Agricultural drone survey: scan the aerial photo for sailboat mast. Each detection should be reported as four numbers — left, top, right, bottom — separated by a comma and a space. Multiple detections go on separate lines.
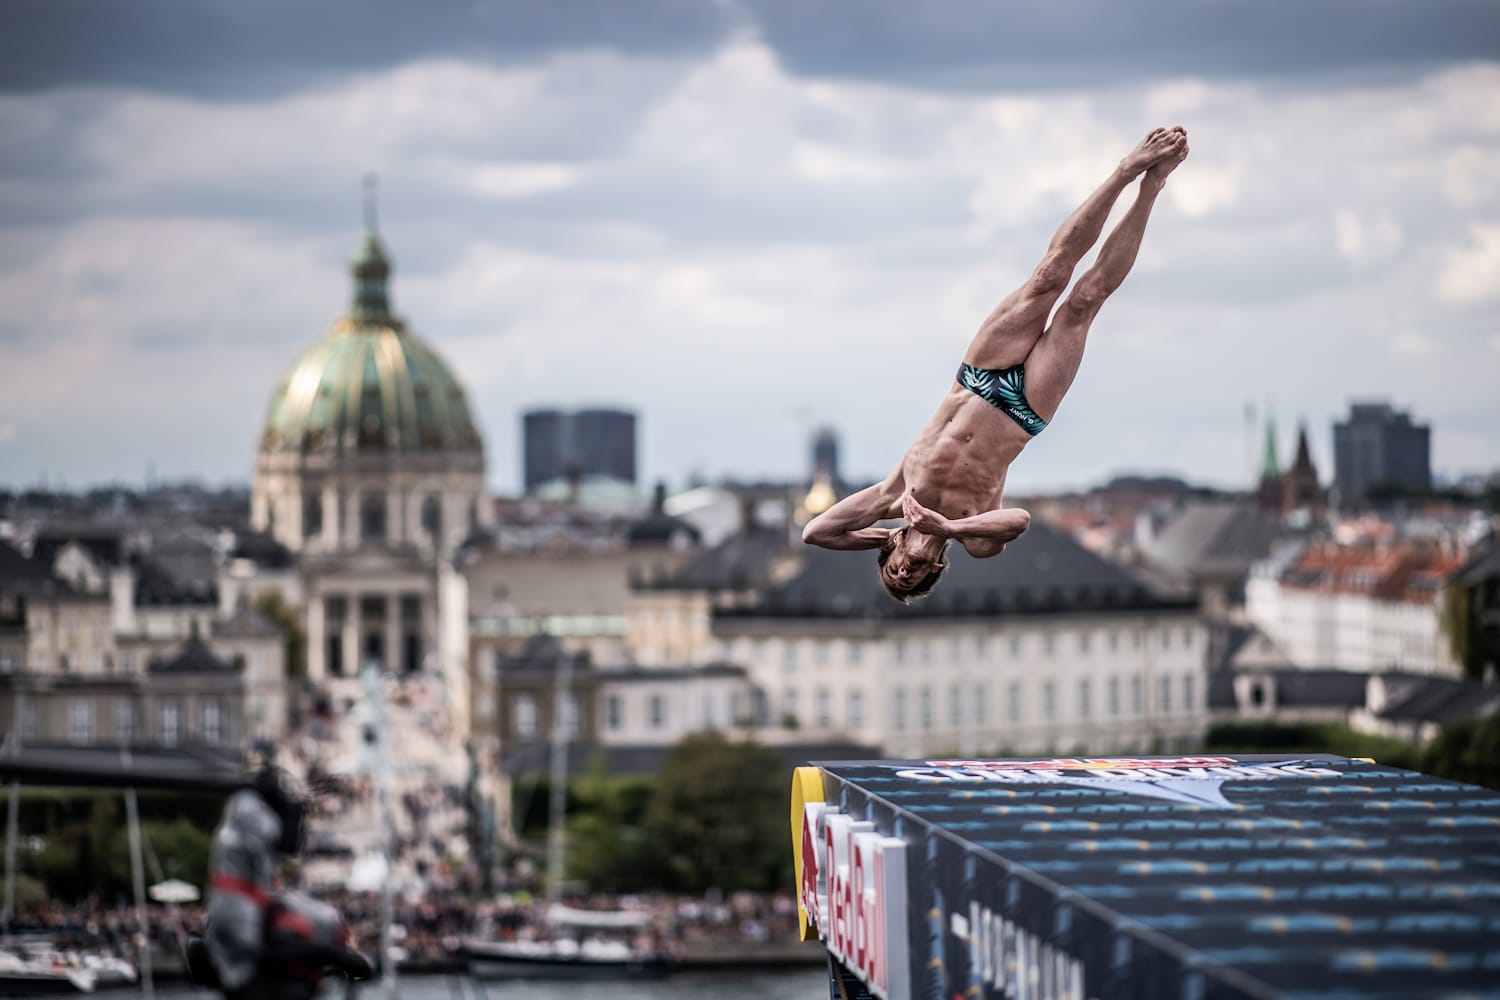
545, 651, 573, 904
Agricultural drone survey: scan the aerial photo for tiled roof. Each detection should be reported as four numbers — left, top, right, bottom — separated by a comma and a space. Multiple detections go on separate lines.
1380, 676, 1500, 724
720, 520, 1191, 620
1143, 500, 1282, 578
150, 636, 239, 674
636, 526, 790, 592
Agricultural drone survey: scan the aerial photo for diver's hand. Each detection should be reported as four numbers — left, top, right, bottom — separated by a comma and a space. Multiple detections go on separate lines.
902, 493, 951, 537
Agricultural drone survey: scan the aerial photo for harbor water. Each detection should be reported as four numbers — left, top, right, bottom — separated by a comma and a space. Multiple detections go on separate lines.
91, 968, 828, 998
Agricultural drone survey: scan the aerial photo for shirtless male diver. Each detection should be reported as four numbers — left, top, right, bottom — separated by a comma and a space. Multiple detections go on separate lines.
802, 126, 1190, 603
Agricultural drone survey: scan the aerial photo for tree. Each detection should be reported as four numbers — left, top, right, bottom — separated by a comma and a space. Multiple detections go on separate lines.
642, 732, 791, 894
254, 590, 306, 680
566, 763, 666, 893
1440, 581, 1500, 681
1420, 710, 1500, 791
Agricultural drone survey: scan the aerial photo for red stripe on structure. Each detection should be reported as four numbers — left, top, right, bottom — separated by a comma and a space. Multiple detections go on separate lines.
210, 873, 270, 907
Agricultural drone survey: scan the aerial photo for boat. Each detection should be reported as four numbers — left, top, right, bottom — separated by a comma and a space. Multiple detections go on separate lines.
462, 904, 676, 980
462, 653, 677, 980
0, 948, 96, 995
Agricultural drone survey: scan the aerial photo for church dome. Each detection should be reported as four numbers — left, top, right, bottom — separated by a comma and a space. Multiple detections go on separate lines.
260, 231, 482, 456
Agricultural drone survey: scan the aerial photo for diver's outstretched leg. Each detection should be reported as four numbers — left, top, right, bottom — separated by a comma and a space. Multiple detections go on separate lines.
1022, 131, 1189, 419
965, 127, 1186, 369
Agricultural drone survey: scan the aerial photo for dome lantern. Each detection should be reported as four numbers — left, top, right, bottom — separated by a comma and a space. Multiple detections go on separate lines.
352, 175, 393, 324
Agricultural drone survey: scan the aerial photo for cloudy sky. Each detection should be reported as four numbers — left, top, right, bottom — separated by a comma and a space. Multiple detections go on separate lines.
2, 0, 1498, 495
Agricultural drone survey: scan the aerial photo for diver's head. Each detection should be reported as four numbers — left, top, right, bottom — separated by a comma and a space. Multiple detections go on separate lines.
877, 527, 950, 604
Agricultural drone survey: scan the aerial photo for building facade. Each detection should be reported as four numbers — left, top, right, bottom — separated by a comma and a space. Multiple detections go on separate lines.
522, 408, 637, 495
1246, 541, 1463, 675
1333, 402, 1431, 505
248, 224, 489, 739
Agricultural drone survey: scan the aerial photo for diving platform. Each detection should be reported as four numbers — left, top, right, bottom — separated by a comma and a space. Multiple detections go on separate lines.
792, 754, 1500, 1000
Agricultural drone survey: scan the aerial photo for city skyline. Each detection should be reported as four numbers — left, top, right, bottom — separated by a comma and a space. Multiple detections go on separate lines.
2, 1, 1499, 494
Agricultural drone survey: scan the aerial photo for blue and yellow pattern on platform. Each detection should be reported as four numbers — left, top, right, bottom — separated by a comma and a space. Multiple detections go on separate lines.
792, 754, 1500, 1000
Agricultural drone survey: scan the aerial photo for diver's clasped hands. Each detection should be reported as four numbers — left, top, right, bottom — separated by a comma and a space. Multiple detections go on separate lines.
901, 492, 951, 537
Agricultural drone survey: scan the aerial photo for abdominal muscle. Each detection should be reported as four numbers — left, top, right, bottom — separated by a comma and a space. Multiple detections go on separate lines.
901, 384, 1031, 519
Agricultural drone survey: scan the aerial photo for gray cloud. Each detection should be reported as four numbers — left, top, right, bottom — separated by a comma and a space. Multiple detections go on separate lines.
745, 0, 1500, 90
0, 0, 733, 97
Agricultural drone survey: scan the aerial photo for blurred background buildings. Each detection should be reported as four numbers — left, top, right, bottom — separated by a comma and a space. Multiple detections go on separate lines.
2, 215, 1498, 898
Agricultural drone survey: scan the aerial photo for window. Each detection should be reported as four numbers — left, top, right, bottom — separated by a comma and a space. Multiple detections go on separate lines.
606, 694, 623, 731
782, 689, 798, 724
892, 639, 906, 664
1007, 682, 1021, 723
1042, 634, 1054, 656
949, 684, 962, 726
919, 687, 933, 730
34, 652, 47, 672
1079, 632, 1091, 654
1008, 635, 1021, 657
69, 700, 93, 745
920, 640, 932, 664
115, 702, 134, 744
892, 688, 907, 731
1182, 673, 1196, 711
421, 495, 442, 546
815, 689, 831, 727
1132, 630, 1142, 650
562, 694, 579, 738
974, 683, 987, 726
1130, 676, 1143, 715
815, 642, 830, 665
203, 698, 222, 744
1107, 631, 1119, 652
848, 642, 863, 665
1107, 677, 1120, 717
21, 703, 36, 742
848, 690, 864, 729
784, 642, 799, 671
59, 653, 71, 673
649, 694, 666, 729
160, 700, 180, 747
1077, 679, 1092, 719
1183, 627, 1195, 649
1160, 676, 1173, 713
361, 493, 388, 542
702, 692, 715, 729
1042, 682, 1056, 720
974, 636, 987, 658
729, 691, 742, 724
303, 493, 323, 539
515, 695, 537, 740
0, 652, 13, 672
1160, 630, 1170, 650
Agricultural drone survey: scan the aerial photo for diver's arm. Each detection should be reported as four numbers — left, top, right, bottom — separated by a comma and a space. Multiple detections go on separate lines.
901, 494, 1031, 558
802, 478, 902, 551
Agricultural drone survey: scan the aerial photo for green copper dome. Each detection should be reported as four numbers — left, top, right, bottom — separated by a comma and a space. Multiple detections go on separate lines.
260, 231, 482, 455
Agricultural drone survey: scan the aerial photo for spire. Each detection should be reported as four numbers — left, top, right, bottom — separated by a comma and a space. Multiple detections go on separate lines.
1259, 415, 1280, 481
1291, 420, 1315, 472
351, 174, 393, 323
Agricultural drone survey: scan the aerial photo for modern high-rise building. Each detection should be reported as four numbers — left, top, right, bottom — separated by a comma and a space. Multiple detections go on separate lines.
522, 408, 637, 493
1332, 402, 1431, 505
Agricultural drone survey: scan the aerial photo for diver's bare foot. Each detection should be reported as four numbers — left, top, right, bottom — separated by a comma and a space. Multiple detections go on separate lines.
1143, 129, 1189, 189
1119, 126, 1185, 179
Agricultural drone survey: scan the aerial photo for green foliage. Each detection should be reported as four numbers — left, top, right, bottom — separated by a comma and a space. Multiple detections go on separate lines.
641, 732, 791, 894
1205, 721, 1420, 770
254, 589, 306, 680
508, 776, 582, 840
1419, 710, 1500, 791
10, 790, 221, 906
566, 766, 668, 893
1439, 582, 1500, 681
